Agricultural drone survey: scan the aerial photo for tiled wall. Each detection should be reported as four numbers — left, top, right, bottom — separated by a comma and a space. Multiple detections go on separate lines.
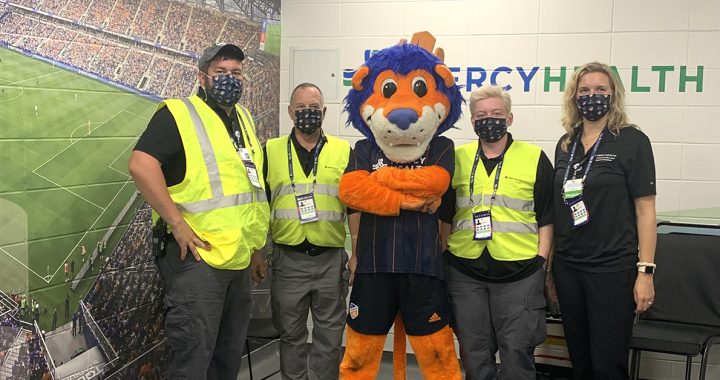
282, 0, 720, 377
281, 0, 720, 221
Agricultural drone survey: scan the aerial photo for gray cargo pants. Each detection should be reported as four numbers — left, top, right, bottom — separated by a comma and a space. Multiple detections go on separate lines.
270, 245, 349, 380
447, 264, 547, 380
157, 239, 253, 380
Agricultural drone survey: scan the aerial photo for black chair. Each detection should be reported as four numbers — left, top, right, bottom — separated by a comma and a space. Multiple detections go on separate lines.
629, 222, 720, 380
245, 287, 280, 380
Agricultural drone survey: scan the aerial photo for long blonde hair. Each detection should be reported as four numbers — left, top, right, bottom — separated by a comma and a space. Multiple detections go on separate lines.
560, 62, 635, 151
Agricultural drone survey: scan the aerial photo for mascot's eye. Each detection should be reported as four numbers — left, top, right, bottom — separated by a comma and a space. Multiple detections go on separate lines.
412, 77, 428, 97
381, 79, 398, 98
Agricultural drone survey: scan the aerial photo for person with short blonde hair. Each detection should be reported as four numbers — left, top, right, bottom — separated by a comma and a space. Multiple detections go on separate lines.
440, 85, 554, 379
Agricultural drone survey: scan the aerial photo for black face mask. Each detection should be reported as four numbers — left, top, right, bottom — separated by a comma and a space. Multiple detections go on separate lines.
294, 108, 323, 135
576, 94, 611, 121
205, 74, 243, 107
474, 117, 508, 143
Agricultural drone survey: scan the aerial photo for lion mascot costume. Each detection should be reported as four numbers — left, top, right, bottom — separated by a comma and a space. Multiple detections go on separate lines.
338, 32, 463, 380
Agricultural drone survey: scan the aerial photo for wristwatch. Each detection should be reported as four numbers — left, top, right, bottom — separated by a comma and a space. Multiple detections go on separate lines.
637, 265, 655, 274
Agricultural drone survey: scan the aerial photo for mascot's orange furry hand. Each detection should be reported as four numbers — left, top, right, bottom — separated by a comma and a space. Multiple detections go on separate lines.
339, 165, 449, 216
401, 194, 442, 214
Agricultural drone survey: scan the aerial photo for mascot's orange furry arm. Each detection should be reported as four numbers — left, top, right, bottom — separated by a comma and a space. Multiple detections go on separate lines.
339, 166, 450, 216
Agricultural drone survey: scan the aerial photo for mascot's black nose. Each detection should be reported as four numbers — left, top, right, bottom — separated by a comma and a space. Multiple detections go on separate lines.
387, 108, 419, 130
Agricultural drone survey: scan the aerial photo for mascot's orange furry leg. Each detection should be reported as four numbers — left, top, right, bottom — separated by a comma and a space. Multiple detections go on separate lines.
407, 325, 462, 380
340, 326, 385, 380
340, 315, 409, 380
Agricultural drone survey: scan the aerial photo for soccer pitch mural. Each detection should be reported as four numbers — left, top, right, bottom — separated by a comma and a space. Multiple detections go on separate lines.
0, 0, 280, 378
0, 46, 153, 334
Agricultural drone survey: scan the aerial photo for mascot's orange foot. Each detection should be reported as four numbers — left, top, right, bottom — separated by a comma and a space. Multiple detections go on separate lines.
340, 326, 386, 380
407, 325, 462, 380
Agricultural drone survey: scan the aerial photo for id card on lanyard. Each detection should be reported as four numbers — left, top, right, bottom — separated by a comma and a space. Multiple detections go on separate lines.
296, 193, 319, 223
232, 118, 263, 189
469, 143, 504, 241
473, 210, 492, 240
561, 128, 604, 228
288, 134, 325, 224
568, 195, 589, 227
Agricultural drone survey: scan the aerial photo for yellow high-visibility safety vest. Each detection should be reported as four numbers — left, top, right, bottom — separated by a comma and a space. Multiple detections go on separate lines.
447, 140, 541, 261
160, 95, 270, 270
265, 134, 350, 248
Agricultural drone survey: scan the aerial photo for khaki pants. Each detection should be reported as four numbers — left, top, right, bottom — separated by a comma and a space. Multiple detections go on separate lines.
270, 245, 349, 380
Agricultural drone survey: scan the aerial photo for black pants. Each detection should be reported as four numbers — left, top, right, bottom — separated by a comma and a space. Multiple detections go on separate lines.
553, 262, 636, 380
157, 240, 253, 380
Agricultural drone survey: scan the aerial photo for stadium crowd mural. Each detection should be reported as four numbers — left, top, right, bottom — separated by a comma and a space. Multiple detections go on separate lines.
0, 0, 279, 142
0, 0, 280, 377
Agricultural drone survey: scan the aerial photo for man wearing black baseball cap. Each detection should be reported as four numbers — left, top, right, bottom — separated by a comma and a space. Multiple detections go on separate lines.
129, 43, 270, 379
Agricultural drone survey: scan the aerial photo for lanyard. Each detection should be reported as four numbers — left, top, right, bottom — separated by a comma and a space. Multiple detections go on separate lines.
287, 134, 325, 195
562, 127, 605, 186
469, 142, 504, 209
230, 110, 255, 156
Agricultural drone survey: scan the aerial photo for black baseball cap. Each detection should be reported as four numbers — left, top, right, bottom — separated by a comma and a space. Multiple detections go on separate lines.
197, 44, 245, 71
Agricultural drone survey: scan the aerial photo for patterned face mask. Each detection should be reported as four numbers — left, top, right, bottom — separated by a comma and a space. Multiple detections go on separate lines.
294, 108, 323, 135
205, 73, 243, 107
474, 117, 508, 143
576, 94, 611, 121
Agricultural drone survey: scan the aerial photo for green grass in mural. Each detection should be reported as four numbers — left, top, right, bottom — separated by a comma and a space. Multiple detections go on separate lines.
0, 46, 156, 330
263, 21, 281, 56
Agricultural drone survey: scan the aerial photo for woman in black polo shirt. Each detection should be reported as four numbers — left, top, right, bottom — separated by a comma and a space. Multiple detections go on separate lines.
550, 62, 657, 380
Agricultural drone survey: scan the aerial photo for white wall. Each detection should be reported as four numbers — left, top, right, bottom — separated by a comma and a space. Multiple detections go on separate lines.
281, 0, 720, 222
281, 0, 720, 378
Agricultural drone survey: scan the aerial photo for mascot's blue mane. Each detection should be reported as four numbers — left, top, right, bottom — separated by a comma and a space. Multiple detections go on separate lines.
344, 43, 464, 144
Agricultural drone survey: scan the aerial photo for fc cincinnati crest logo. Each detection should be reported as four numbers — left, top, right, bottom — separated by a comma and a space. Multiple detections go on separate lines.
349, 303, 359, 319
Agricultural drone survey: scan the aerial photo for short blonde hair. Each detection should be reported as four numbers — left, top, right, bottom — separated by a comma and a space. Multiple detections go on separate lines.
468, 85, 512, 115
560, 62, 635, 151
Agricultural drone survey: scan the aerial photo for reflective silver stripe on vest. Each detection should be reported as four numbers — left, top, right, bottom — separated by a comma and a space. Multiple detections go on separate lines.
271, 184, 339, 200
271, 209, 344, 222
254, 189, 268, 202
238, 106, 255, 130
180, 98, 224, 199
177, 192, 257, 214
237, 106, 259, 152
457, 194, 534, 211
453, 219, 538, 234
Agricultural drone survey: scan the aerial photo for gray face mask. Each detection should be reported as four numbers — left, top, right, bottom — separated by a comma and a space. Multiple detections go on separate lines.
204, 73, 243, 106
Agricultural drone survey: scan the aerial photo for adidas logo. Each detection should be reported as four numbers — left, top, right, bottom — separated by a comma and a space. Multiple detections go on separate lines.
372, 158, 387, 171
428, 313, 441, 323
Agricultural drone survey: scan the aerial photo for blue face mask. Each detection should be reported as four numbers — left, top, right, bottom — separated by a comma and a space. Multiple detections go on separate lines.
205, 74, 243, 107
576, 94, 611, 121
474, 117, 507, 143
